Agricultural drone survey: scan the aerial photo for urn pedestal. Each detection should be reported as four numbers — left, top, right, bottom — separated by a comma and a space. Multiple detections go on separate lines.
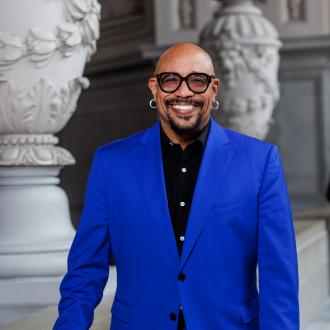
0, 0, 101, 319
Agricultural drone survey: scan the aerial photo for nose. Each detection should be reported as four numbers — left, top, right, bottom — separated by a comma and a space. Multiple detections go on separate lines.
175, 80, 194, 97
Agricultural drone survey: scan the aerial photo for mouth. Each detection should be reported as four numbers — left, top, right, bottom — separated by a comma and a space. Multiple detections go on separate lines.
165, 99, 204, 117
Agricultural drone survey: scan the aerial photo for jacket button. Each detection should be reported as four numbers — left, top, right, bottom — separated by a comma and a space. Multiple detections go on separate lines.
169, 312, 177, 321
178, 273, 186, 281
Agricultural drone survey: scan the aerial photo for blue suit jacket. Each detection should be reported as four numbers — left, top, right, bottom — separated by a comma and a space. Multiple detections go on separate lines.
53, 118, 299, 330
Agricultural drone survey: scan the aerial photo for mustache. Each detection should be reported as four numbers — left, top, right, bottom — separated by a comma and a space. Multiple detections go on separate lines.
165, 98, 204, 107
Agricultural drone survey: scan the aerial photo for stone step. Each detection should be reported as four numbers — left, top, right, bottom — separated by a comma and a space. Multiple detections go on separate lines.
0, 296, 114, 330
0, 267, 117, 329
305, 298, 330, 330
294, 219, 330, 328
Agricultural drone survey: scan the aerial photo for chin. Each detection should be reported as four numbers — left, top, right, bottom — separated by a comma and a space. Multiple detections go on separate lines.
169, 115, 203, 137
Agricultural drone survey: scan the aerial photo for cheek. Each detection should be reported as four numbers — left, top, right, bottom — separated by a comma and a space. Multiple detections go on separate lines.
156, 91, 167, 103
156, 94, 170, 114
202, 95, 213, 109
155, 93, 164, 107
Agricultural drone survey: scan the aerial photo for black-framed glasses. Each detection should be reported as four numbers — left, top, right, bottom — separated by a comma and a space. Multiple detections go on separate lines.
156, 72, 215, 94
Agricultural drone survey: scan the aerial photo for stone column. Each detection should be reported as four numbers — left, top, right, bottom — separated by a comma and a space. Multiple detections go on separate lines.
200, 0, 281, 139
0, 0, 101, 314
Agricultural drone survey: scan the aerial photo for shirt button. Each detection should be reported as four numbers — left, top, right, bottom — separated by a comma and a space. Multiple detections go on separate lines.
169, 142, 173, 146
181, 167, 187, 173
179, 236, 185, 242
180, 201, 185, 207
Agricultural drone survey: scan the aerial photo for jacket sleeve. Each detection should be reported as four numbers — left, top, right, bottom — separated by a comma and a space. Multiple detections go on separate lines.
53, 147, 111, 330
257, 145, 300, 329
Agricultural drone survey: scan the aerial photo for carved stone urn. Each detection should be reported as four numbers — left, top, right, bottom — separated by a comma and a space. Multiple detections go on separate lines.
0, 0, 101, 312
200, 0, 281, 139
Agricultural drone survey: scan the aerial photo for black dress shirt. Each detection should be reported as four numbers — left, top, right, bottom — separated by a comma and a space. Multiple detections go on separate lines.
160, 121, 210, 330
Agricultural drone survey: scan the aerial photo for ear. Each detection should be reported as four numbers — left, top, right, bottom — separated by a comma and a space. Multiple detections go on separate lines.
211, 78, 220, 102
148, 77, 158, 98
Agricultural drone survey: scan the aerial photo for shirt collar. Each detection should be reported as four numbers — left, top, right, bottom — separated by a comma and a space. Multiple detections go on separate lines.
160, 120, 210, 150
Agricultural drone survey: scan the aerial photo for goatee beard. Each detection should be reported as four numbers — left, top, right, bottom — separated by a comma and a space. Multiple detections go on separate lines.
168, 114, 203, 140
164, 97, 206, 140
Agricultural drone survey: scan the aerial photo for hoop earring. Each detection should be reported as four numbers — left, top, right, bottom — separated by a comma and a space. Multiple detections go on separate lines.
149, 99, 157, 109
212, 100, 219, 111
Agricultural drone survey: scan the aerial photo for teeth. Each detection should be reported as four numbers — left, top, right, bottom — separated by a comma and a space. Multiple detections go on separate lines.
172, 105, 194, 111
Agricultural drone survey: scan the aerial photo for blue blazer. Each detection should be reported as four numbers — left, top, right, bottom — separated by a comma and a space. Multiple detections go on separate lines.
53, 118, 299, 330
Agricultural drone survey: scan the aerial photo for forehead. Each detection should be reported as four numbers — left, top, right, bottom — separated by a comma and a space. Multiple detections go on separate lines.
156, 51, 213, 76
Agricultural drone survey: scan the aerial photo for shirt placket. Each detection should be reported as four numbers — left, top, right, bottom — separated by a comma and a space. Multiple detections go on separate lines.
177, 147, 192, 254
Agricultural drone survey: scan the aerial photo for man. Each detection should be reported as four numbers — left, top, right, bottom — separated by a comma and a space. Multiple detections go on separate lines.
53, 43, 299, 330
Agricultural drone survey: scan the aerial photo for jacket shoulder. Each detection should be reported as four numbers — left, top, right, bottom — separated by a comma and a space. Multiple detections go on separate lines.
96, 124, 153, 158
224, 127, 275, 153
98, 128, 150, 153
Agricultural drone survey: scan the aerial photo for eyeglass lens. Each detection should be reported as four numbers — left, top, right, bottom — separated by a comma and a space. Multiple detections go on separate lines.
159, 73, 210, 93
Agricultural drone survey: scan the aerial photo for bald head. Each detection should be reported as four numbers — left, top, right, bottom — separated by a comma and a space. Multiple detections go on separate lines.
154, 43, 215, 76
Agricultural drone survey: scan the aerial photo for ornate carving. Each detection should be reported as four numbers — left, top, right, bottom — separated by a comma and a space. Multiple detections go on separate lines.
0, 132, 75, 166
0, 0, 101, 71
0, 77, 89, 134
65, 0, 101, 61
200, 1, 281, 140
0, 33, 26, 71
58, 23, 82, 57
178, 0, 196, 29
212, 43, 279, 139
26, 28, 57, 68
0, 0, 99, 165
215, 44, 279, 100
287, 0, 305, 21
220, 95, 275, 139
0, 134, 58, 145
0, 143, 75, 166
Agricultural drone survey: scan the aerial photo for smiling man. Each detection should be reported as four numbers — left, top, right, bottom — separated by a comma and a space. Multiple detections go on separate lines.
53, 43, 299, 330
148, 43, 219, 147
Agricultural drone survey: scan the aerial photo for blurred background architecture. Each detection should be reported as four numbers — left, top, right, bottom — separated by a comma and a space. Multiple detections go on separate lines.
0, 0, 330, 329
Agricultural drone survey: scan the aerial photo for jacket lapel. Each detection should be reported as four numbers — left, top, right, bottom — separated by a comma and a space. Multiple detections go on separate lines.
179, 118, 233, 271
134, 122, 180, 265
134, 119, 233, 270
